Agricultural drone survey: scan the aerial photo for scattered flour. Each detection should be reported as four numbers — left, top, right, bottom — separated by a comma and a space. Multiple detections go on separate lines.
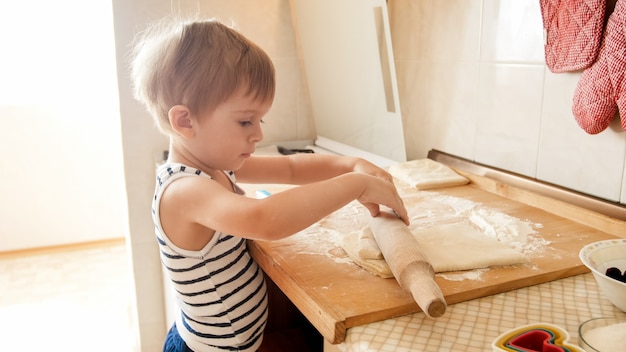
468, 208, 549, 256
438, 269, 488, 282
423, 193, 547, 258
429, 194, 477, 214
293, 191, 548, 280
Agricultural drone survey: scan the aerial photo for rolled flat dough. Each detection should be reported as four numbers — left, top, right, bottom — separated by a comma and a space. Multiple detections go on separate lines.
388, 159, 469, 190
341, 221, 529, 278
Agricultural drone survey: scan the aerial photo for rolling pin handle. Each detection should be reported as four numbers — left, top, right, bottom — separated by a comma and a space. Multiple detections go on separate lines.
402, 263, 447, 318
370, 211, 447, 317
427, 300, 447, 318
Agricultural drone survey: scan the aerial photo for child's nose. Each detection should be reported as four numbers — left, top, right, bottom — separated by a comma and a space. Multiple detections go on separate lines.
250, 124, 263, 143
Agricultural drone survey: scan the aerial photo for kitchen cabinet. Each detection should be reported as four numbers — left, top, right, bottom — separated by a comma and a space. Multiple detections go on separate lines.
290, 0, 406, 163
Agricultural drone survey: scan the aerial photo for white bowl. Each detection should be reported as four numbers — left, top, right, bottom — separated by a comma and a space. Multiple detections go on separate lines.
579, 239, 626, 312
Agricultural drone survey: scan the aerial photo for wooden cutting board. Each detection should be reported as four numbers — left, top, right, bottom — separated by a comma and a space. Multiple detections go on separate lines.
247, 174, 623, 344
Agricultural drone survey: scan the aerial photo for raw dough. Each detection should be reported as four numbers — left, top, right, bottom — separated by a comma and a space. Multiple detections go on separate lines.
356, 227, 383, 259
388, 159, 469, 190
342, 230, 393, 278
341, 221, 529, 277
412, 221, 529, 272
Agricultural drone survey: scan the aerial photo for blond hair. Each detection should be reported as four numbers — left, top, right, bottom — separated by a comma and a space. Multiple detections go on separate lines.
131, 18, 275, 135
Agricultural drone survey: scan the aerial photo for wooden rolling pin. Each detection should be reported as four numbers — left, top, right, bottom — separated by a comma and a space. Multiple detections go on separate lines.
369, 211, 447, 317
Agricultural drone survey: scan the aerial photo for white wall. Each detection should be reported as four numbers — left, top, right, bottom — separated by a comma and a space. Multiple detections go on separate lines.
389, 0, 626, 203
0, 0, 129, 252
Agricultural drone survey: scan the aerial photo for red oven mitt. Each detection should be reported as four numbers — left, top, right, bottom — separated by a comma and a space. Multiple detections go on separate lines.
540, 0, 607, 73
572, 0, 626, 134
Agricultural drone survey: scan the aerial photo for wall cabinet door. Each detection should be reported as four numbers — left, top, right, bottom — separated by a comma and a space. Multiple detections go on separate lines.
290, 0, 406, 162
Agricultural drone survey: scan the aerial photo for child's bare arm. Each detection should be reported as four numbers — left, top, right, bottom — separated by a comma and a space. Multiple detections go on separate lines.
235, 154, 393, 185
162, 171, 408, 244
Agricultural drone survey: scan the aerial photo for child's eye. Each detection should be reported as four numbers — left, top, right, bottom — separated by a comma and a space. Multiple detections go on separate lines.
239, 119, 264, 127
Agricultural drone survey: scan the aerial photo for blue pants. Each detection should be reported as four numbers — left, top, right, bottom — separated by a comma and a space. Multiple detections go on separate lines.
163, 323, 194, 352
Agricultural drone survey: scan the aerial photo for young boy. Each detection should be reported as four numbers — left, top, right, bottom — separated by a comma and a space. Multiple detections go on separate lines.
131, 18, 409, 351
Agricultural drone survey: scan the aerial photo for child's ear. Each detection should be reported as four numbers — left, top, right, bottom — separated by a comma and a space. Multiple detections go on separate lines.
168, 105, 194, 139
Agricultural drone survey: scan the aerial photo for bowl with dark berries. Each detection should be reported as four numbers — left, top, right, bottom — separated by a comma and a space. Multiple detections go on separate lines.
579, 239, 626, 312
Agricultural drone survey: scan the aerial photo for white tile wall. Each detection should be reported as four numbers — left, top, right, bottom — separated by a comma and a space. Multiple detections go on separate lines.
539, 72, 626, 201
389, 0, 626, 203
474, 63, 545, 177
480, 0, 545, 63
622, 152, 626, 202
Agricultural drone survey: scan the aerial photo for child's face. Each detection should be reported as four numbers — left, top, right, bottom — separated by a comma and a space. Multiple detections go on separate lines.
189, 87, 272, 171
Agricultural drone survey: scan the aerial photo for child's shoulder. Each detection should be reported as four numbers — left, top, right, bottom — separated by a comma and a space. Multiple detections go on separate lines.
157, 162, 209, 179
156, 163, 243, 195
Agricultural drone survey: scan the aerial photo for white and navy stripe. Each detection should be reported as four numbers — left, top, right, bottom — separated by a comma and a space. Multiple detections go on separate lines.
153, 163, 268, 351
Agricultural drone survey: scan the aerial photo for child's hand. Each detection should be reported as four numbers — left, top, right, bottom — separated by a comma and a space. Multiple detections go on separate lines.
356, 173, 409, 226
352, 159, 394, 183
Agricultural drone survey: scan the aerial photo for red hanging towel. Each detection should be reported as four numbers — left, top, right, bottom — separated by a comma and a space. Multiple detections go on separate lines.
540, 0, 607, 73
572, 0, 626, 134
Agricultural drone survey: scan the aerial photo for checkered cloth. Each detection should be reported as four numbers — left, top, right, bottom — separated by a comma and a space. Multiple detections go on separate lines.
572, 0, 626, 134
540, 0, 607, 73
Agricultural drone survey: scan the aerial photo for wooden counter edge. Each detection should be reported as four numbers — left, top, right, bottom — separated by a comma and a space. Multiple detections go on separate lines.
455, 170, 626, 238
248, 240, 348, 344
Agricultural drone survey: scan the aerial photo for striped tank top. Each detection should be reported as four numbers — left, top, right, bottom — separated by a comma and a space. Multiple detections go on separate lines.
153, 163, 268, 351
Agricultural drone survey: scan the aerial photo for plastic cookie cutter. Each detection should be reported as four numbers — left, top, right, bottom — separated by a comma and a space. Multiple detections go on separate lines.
492, 323, 587, 352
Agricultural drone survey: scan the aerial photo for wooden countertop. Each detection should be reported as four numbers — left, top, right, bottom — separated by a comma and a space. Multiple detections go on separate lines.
246, 171, 624, 344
